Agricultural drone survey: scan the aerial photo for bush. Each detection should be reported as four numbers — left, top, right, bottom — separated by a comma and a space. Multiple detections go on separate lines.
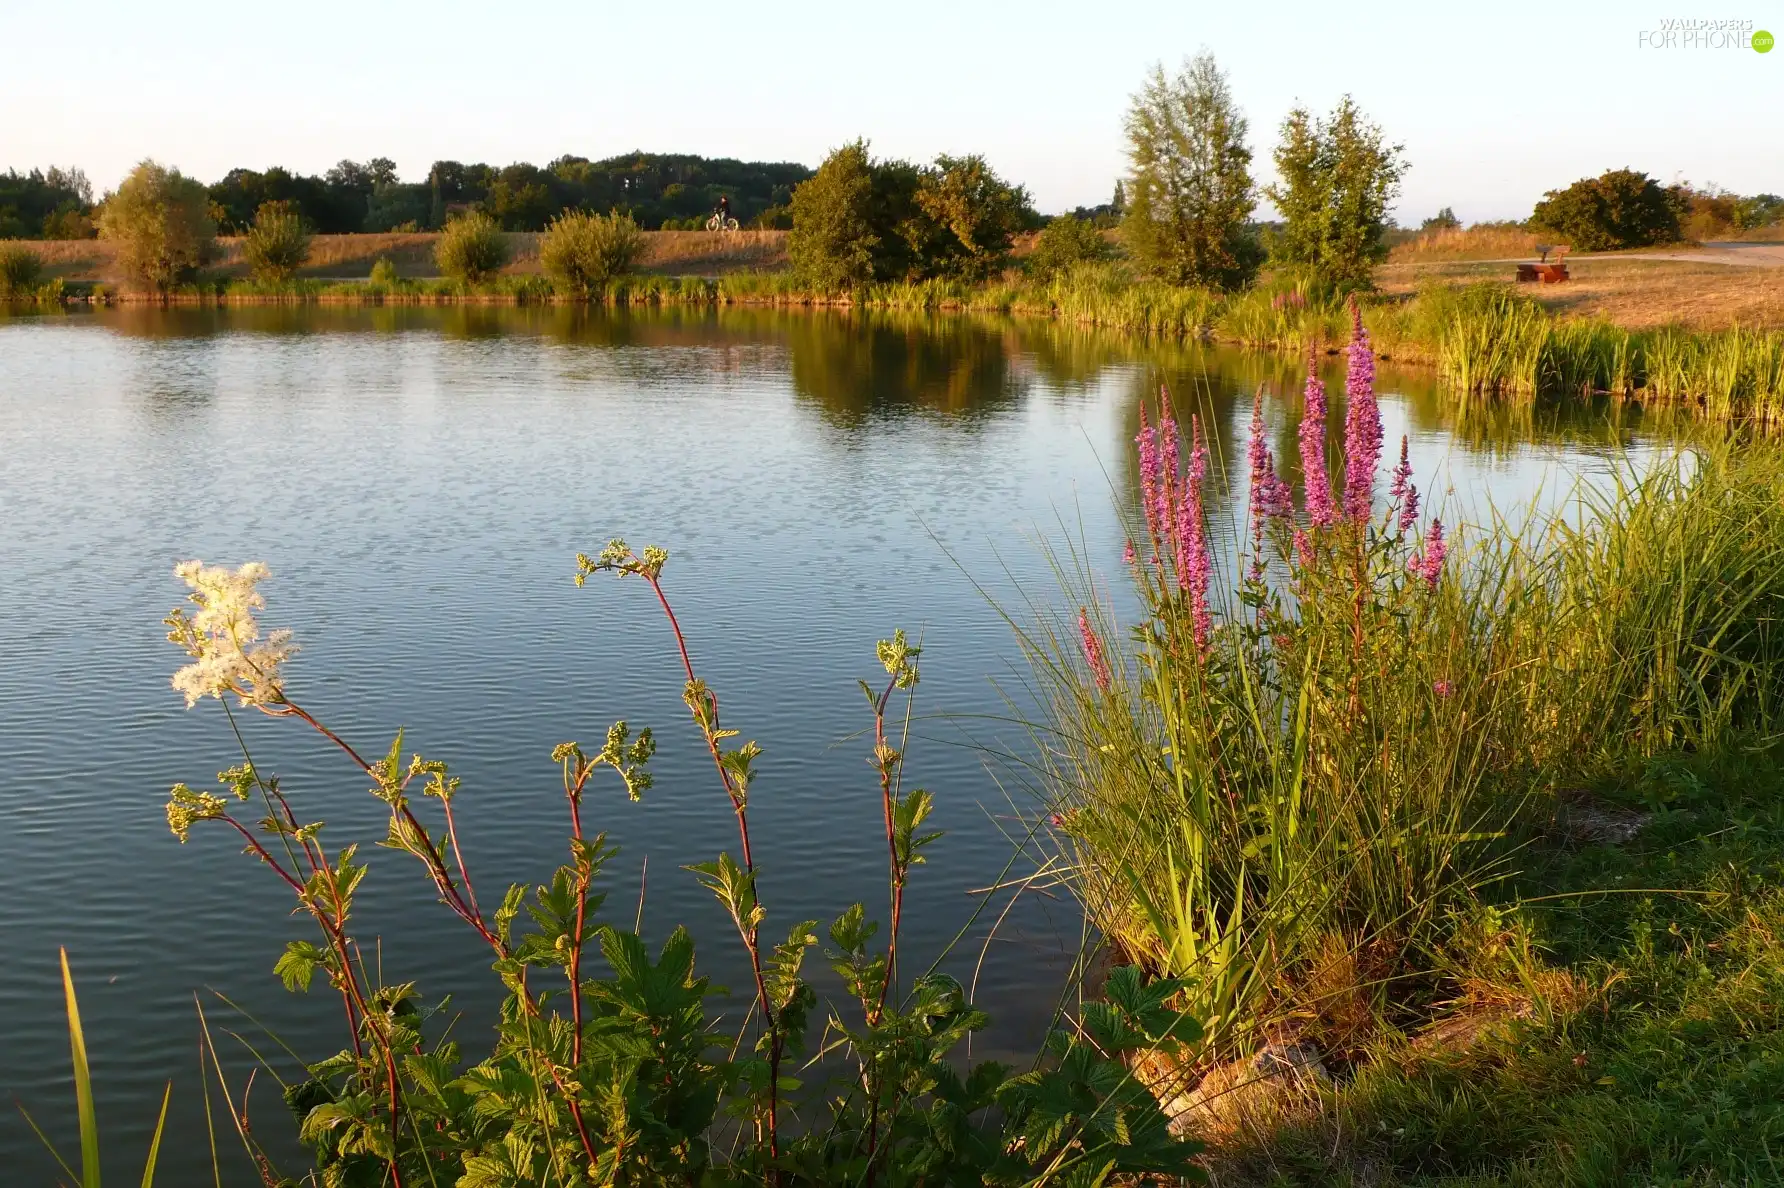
790, 142, 1036, 288
1265, 97, 1407, 289
368, 256, 400, 287
1122, 53, 1261, 290
0, 244, 45, 297
788, 140, 880, 290
241, 200, 311, 283
912, 154, 1034, 280
97, 160, 217, 294
539, 209, 643, 298
433, 210, 508, 285
1027, 214, 1114, 280
1531, 169, 1681, 251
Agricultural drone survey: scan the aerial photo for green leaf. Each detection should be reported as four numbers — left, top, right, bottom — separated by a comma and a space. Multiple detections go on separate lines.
140, 1080, 171, 1188
60, 948, 100, 1188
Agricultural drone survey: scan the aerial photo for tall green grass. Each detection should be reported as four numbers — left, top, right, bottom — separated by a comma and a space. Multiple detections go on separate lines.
17, 950, 172, 1187
1026, 420, 1784, 1067
1412, 282, 1784, 419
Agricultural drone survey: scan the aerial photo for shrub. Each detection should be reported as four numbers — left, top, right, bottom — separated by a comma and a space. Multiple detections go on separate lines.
241, 200, 311, 283
0, 244, 45, 297
1265, 96, 1407, 289
788, 140, 880, 290
912, 154, 1034, 280
97, 160, 217, 294
1531, 169, 1681, 251
433, 210, 508, 285
1122, 53, 1261, 290
154, 549, 1209, 1185
1027, 214, 1114, 279
368, 256, 400, 287
539, 209, 644, 298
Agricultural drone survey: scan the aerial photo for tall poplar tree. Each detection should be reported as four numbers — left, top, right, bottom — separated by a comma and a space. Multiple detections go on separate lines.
1121, 53, 1261, 291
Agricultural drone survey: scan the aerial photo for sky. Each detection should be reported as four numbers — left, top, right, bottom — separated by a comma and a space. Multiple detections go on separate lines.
2, 0, 1778, 223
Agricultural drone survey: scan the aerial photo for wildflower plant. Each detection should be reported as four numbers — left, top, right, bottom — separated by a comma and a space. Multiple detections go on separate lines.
1046, 297, 1504, 1058
160, 545, 1207, 1184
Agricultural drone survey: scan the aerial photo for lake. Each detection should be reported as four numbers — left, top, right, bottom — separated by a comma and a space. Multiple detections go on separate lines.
0, 304, 1657, 1180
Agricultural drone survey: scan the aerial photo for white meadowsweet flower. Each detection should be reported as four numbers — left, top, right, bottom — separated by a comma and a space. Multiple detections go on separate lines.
166, 560, 298, 708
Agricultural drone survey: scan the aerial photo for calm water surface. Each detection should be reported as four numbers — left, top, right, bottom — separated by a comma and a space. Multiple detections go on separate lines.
0, 305, 1656, 1180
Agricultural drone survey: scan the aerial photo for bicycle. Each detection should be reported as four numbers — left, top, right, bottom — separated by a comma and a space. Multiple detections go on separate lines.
705, 212, 741, 233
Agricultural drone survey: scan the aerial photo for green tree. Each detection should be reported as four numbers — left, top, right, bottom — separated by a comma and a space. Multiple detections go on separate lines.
242, 200, 312, 283
788, 141, 880, 291
1264, 96, 1407, 289
1421, 206, 1461, 232
434, 210, 509, 285
913, 154, 1034, 280
1026, 214, 1112, 280
1121, 54, 1261, 291
97, 160, 217, 293
1531, 169, 1682, 251
539, 210, 644, 298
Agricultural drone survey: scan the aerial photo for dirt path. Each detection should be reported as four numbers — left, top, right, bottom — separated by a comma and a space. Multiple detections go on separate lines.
1600, 242, 1784, 268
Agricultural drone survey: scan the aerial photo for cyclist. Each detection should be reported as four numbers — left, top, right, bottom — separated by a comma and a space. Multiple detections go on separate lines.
716, 194, 732, 227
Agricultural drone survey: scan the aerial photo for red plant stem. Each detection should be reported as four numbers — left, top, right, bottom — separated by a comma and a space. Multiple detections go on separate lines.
272, 702, 503, 952
637, 568, 781, 1168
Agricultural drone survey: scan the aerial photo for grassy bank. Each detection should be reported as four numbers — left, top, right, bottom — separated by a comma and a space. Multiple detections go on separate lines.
1211, 743, 1784, 1185
1020, 311, 1784, 1175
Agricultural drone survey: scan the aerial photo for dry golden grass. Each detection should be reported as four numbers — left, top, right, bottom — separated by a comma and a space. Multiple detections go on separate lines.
1388, 224, 1544, 263
1, 229, 788, 283
1376, 256, 1784, 330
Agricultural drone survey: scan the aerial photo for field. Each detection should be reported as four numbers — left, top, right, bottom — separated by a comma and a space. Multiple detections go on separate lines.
1378, 253, 1784, 331
6, 229, 789, 282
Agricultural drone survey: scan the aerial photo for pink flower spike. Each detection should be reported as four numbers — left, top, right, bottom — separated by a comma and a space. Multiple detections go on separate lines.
1299, 346, 1337, 529
1410, 519, 1447, 588
1136, 405, 1162, 546
1294, 528, 1314, 569
1078, 607, 1112, 693
1390, 436, 1420, 531
1176, 417, 1214, 655
1434, 679, 1454, 698
1341, 297, 1382, 524
1157, 389, 1181, 548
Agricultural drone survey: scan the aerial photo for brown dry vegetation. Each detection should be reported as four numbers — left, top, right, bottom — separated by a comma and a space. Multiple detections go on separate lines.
1388, 223, 1544, 263
1377, 255, 1784, 331
2, 230, 788, 283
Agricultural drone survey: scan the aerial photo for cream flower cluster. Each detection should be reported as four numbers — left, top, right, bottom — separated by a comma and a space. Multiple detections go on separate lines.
167, 560, 297, 708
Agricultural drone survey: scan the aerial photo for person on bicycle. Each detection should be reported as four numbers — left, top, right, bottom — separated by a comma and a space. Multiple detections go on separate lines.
717, 194, 731, 226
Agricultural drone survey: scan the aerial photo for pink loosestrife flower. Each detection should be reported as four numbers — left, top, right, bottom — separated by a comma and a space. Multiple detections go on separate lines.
1298, 348, 1337, 529
1410, 519, 1447, 588
1078, 607, 1112, 692
1247, 392, 1295, 525
1178, 417, 1213, 653
1433, 679, 1455, 698
1123, 539, 1137, 567
1293, 528, 1314, 569
1341, 301, 1383, 524
1136, 406, 1163, 550
1156, 391, 1181, 545
1388, 436, 1420, 532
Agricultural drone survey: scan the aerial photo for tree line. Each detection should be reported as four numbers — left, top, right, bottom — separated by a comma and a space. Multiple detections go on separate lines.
0, 153, 812, 239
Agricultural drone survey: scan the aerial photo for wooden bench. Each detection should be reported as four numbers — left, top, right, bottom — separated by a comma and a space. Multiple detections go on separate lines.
1516, 245, 1570, 284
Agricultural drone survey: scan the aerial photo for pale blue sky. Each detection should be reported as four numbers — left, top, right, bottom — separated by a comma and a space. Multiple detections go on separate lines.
3, 0, 1777, 221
